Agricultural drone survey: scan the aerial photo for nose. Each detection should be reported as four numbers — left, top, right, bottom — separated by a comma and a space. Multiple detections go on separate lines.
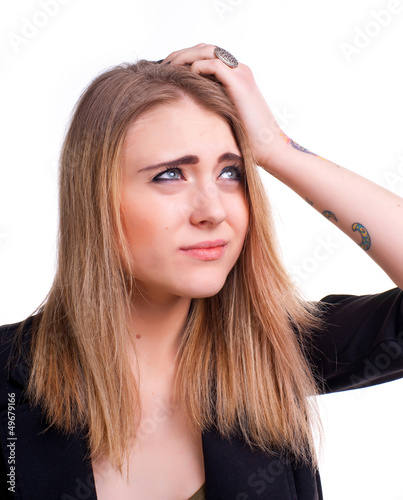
189, 181, 226, 226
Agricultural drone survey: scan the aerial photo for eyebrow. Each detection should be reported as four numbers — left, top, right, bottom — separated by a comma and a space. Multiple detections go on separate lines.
137, 153, 244, 173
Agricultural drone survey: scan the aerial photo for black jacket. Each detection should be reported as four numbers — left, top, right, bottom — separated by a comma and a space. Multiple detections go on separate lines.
1, 287, 402, 500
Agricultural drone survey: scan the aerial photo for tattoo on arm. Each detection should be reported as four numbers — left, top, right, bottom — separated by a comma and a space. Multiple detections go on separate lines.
280, 132, 337, 165
322, 210, 338, 222
306, 198, 314, 206
280, 132, 318, 156
290, 139, 317, 156
352, 222, 371, 251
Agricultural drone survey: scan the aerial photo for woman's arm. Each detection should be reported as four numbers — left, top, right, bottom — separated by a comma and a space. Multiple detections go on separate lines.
163, 43, 403, 289
260, 133, 403, 289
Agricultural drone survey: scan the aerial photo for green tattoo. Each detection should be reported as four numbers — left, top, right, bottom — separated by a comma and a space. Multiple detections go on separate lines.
352, 222, 371, 251
322, 210, 338, 222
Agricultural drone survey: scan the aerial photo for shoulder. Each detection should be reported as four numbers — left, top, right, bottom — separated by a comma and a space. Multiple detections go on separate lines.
0, 316, 37, 410
317, 286, 403, 331
0, 316, 35, 367
310, 287, 403, 392
0, 317, 30, 356
319, 285, 403, 307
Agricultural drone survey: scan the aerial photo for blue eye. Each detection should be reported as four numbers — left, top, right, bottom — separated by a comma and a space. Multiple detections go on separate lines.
151, 165, 244, 183
152, 168, 183, 182
220, 165, 244, 181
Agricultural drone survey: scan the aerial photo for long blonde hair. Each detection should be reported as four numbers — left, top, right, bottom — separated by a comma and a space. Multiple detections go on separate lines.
25, 60, 325, 471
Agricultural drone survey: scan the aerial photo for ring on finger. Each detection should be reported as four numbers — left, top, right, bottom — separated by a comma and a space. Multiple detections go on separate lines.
213, 46, 238, 68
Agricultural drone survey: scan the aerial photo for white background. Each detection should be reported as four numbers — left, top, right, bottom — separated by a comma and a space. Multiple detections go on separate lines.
1, 0, 403, 498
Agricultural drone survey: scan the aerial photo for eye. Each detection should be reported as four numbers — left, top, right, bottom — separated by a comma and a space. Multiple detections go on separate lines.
219, 165, 244, 181
152, 168, 183, 182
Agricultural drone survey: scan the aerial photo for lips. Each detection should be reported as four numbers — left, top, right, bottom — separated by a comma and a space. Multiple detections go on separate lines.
180, 239, 228, 250
179, 240, 228, 261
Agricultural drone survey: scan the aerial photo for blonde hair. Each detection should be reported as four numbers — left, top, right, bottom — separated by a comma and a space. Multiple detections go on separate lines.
25, 60, 325, 472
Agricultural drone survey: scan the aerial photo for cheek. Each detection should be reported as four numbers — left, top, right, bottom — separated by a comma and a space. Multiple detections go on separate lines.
123, 213, 163, 255
121, 196, 179, 256
229, 193, 250, 239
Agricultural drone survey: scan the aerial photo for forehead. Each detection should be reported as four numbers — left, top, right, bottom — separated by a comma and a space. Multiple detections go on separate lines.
123, 99, 240, 157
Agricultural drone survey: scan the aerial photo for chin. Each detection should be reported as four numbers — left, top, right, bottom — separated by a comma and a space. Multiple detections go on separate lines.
182, 282, 226, 299
190, 290, 222, 299
180, 270, 230, 299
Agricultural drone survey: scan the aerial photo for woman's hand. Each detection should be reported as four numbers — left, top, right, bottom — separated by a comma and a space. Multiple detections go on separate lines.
160, 43, 283, 170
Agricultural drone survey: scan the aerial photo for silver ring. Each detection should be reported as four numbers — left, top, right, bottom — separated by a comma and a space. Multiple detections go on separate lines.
214, 46, 238, 68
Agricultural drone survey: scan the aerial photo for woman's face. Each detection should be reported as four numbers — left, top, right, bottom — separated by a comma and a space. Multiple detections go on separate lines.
120, 98, 249, 303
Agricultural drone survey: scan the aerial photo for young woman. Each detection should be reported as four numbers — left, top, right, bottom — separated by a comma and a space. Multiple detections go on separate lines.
0, 43, 402, 500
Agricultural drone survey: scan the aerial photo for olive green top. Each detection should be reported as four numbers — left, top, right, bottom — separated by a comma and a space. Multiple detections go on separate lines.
187, 482, 206, 500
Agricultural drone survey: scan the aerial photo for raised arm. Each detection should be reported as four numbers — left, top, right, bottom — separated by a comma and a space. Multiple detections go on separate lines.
163, 43, 403, 289
260, 132, 403, 289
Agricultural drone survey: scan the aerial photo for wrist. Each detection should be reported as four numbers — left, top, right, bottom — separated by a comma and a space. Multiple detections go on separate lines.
254, 129, 289, 174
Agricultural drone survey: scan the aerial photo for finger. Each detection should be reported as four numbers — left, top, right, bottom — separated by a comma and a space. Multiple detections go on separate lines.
188, 58, 242, 88
168, 44, 216, 66
159, 43, 210, 65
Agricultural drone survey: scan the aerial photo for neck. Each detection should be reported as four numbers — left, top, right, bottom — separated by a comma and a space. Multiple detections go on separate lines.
128, 290, 192, 375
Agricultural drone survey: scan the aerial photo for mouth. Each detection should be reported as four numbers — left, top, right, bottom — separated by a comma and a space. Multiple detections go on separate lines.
179, 240, 228, 261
